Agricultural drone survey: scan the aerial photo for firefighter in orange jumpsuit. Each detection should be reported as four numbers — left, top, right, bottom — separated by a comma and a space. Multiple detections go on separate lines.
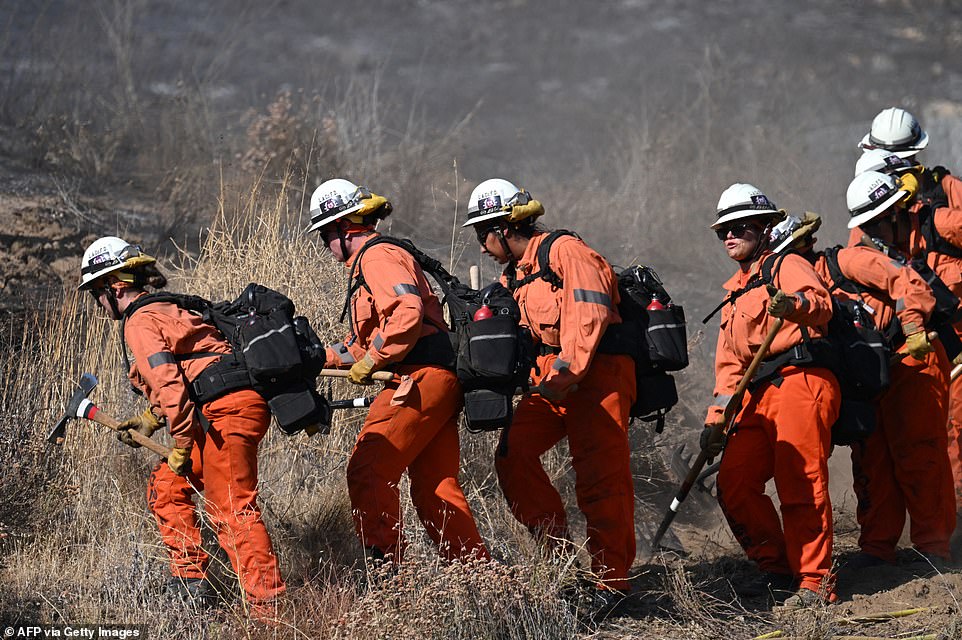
78, 236, 285, 615
703, 184, 840, 607
462, 178, 637, 597
857, 109, 962, 556
307, 178, 489, 564
780, 209, 955, 567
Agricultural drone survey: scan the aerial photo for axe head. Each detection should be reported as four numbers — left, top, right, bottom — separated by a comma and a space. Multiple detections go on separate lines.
47, 373, 99, 444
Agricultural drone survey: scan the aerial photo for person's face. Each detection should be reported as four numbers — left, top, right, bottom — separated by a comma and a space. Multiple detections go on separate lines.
318, 224, 347, 262
88, 280, 121, 319
715, 220, 765, 262
860, 207, 900, 245
475, 223, 511, 264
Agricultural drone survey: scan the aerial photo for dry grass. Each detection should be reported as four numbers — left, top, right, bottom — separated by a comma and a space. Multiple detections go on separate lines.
2, 6, 961, 637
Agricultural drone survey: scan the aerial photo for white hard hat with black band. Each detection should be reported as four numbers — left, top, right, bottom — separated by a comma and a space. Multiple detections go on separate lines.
846, 171, 907, 229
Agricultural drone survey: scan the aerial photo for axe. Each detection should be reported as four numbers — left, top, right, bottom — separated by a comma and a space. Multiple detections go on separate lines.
48, 373, 171, 458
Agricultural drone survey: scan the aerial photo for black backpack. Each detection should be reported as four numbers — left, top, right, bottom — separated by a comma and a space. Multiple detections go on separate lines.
344, 236, 534, 432
122, 284, 331, 436
508, 230, 689, 431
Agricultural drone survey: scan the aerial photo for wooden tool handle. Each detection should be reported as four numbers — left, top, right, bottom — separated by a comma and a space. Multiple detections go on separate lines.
90, 408, 173, 458
319, 368, 395, 382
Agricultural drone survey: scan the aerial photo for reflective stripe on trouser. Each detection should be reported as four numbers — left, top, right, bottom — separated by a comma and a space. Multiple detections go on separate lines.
717, 366, 839, 595
852, 345, 955, 561
496, 353, 636, 591
146, 388, 285, 603
346, 365, 489, 562
948, 323, 962, 512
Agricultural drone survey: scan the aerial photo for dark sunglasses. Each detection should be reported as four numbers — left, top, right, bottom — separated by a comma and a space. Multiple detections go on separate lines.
715, 221, 761, 241
861, 210, 898, 231
475, 224, 499, 244
319, 227, 338, 243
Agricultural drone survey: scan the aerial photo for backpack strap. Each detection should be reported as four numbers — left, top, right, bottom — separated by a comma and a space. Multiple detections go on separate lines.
701, 252, 788, 324
821, 246, 864, 295
917, 166, 951, 210
507, 230, 580, 291
918, 204, 962, 260
119, 292, 217, 390
340, 235, 457, 340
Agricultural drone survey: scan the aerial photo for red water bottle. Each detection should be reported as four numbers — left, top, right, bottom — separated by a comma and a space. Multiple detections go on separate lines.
646, 295, 665, 311
473, 304, 494, 321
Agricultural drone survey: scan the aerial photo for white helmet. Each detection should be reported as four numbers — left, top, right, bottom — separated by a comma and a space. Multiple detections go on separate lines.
846, 170, 907, 229
858, 107, 929, 158
769, 215, 804, 253
854, 148, 915, 177
78, 236, 155, 290
712, 183, 779, 229
463, 178, 527, 227
768, 211, 821, 253
307, 178, 373, 232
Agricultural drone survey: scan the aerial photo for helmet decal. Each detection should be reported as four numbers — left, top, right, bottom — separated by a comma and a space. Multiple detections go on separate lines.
478, 194, 503, 215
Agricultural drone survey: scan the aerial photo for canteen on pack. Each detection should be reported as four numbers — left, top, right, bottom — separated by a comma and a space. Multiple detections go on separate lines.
342, 237, 534, 432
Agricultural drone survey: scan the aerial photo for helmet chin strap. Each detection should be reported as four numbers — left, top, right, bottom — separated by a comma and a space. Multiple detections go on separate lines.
495, 226, 515, 263
740, 222, 773, 265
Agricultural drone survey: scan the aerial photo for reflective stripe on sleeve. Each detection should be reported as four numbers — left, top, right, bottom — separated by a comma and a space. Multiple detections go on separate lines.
551, 358, 571, 372
331, 342, 356, 365
147, 352, 176, 368
573, 289, 611, 307
393, 283, 420, 296
372, 333, 385, 350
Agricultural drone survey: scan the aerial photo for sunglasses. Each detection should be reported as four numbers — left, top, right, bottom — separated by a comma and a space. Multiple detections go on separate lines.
861, 210, 898, 231
715, 221, 761, 241
475, 224, 499, 244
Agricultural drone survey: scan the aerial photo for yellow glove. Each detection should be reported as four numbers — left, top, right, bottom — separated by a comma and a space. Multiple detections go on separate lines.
355, 192, 392, 218
167, 446, 192, 476
896, 170, 920, 206
348, 354, 377, 385
505, 197, 545, 223
766, 285, 797, 318
116, 407, 164, 449
789, 212, 822, 251
905, 330, 934, 361
952, 351, 962, 367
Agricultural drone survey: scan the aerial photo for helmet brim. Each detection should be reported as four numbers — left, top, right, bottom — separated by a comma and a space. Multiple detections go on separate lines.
847, 189, 906, 229
307, 203, 364, 233
462, 210, 508, 228
858, 131, 929, 159
711, 207, 780, 229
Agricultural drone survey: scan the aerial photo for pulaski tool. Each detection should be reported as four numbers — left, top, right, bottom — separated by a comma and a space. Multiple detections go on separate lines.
48, 373, 171, 458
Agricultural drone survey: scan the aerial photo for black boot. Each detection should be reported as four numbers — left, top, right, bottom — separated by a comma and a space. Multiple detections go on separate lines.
165, 577, 216, 607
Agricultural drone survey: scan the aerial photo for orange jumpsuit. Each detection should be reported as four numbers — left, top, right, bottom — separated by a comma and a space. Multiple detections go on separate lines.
707, 251, 840, 596
126, 299, 285, 605
848, 173, 962, 514
812, 245, 955, 561
921, 175, 962, 513
326, 234, 488, 562
496, 231, 636, 591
